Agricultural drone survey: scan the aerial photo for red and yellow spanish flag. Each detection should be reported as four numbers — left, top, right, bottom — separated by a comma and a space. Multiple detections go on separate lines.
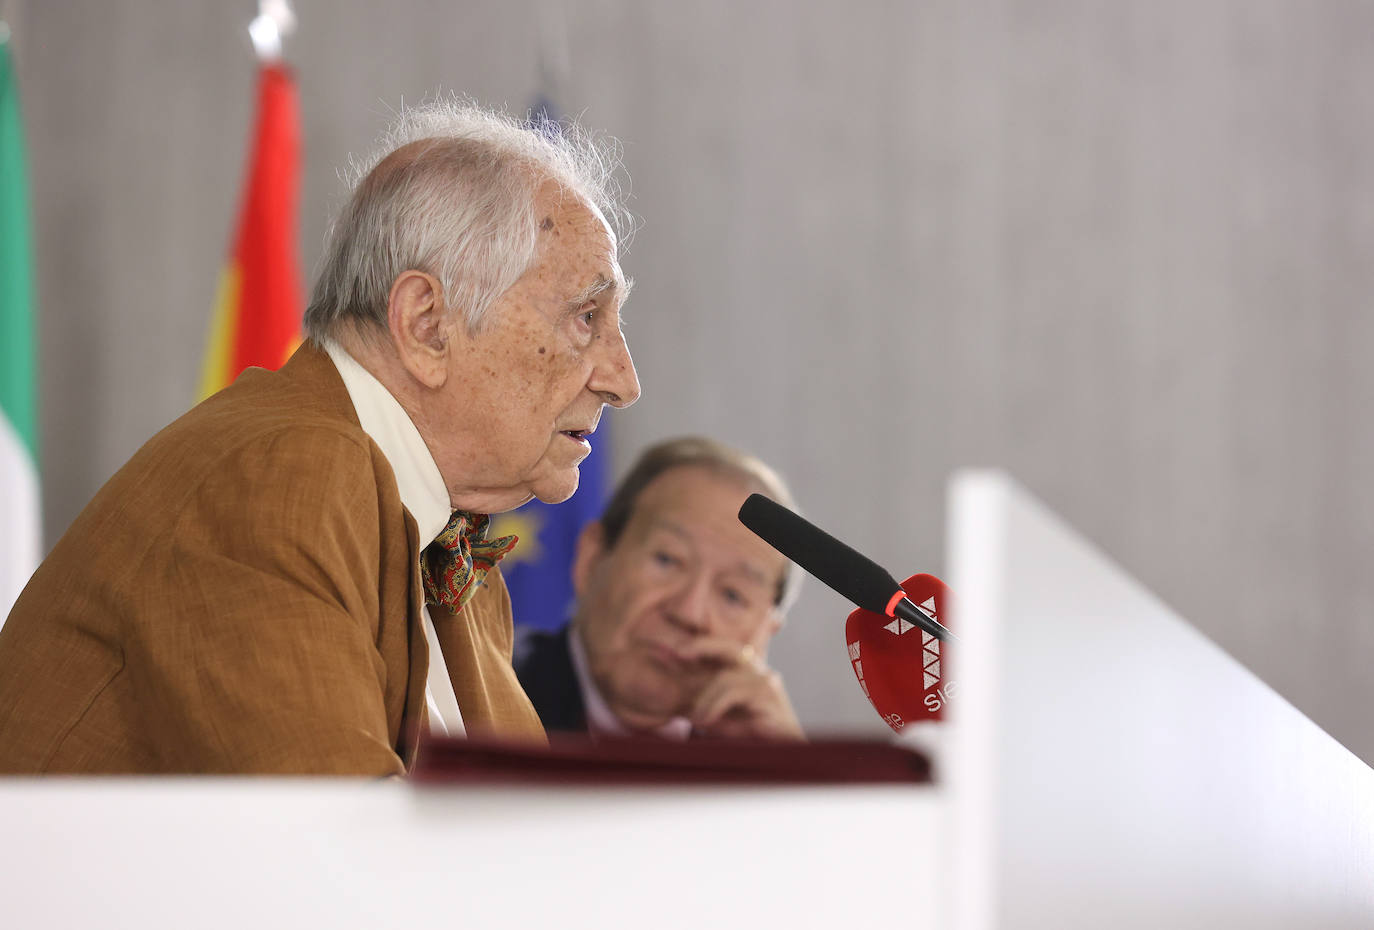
198, 64, 302, 401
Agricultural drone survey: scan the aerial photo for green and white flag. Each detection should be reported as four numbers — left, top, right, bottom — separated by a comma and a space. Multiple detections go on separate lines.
0, 26, 40, 622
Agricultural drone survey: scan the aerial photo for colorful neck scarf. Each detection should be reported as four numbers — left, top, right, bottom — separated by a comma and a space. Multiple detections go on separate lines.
420, 511, 518, 611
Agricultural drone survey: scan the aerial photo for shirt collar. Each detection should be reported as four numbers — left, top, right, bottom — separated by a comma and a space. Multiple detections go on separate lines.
323, 340, 452, 546
568, 623, 693, 742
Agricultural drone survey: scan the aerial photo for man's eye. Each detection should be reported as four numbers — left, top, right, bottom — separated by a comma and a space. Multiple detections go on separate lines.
579, 304, 597, 326
721, 587, 748, 607
652, 551, 681, 568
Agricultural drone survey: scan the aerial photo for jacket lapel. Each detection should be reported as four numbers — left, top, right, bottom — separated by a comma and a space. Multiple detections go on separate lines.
398, 510, 429, 771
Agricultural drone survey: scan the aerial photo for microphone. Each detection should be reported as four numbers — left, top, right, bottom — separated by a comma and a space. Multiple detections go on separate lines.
737, 494, 958, 643
846, 573, 955, 735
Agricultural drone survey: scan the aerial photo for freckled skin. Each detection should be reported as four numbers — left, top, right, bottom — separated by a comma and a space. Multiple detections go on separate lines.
413, 182, 641, 514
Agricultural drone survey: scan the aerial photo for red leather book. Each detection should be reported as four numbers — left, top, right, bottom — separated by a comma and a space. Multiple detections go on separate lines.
412, 735, 930, 786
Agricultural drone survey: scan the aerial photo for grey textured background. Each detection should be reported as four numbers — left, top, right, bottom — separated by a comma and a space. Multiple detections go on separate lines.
9, 1, 1373, 758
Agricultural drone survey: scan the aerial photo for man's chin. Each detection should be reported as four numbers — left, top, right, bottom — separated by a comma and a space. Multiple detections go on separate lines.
530, 467, 580, 505
617, 674, 694, 725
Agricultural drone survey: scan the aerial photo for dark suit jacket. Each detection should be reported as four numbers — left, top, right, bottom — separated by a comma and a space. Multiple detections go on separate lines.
0, 342, 544, 775
512, 625, 588, 733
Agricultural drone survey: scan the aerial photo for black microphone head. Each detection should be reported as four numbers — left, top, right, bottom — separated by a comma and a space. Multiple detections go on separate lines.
738, 493, 902, 615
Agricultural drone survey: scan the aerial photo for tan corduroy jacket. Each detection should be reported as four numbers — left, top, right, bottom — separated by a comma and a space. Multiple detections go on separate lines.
0, 343, 544, 774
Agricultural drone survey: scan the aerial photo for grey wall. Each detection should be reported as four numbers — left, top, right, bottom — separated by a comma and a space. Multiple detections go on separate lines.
11, 1, 1374, 758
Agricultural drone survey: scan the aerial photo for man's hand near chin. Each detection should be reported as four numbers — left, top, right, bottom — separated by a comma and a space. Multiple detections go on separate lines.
675, 636, 805, 741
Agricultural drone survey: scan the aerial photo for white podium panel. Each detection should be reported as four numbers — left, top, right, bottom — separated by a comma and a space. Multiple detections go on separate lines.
0, 780, 941, 929
7, 469, 1370, 928
947, 470, 1374, 930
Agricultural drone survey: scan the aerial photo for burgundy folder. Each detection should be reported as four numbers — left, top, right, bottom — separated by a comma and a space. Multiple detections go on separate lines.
412, 734, 931, 786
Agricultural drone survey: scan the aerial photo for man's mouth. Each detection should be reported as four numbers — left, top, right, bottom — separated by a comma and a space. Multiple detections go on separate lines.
643, 641, 687, 669
560, 418, 599, 444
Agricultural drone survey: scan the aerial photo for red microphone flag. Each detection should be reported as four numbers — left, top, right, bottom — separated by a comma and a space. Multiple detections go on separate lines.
198, 64, 302, 400
846, 573, 954, 735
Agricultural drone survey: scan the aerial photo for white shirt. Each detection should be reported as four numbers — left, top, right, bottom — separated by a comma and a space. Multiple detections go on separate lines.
323, 341, 465, 738
568, 624, 692, 741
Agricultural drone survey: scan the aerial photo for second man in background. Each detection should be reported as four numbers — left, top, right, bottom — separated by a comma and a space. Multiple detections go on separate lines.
514, 437, 804, 741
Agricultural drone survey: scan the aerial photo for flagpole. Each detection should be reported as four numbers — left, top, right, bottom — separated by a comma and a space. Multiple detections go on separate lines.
248, 0, 296, 63
536, 0, 570, 104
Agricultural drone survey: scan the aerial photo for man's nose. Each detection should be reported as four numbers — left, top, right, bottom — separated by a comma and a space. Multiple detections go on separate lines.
590, 327, 641, 408
666, 571, 713, 634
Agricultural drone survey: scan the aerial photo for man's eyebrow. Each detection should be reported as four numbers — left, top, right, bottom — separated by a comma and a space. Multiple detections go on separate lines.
567, 276, 615, 308
566, 274, 633, 312
646, 520, 772, 586
724, 560, 773, 587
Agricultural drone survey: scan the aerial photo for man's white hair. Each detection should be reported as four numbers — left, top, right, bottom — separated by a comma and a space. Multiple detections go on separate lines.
305, 96, 631, 341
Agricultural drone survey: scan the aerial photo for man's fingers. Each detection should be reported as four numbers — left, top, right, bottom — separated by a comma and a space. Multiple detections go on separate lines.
689, 670, 758, 729
689, 666, 790, 729
676, 636, 764, 669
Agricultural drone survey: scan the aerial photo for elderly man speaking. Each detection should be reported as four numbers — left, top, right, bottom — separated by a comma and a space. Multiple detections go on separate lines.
0, 101, 639, 775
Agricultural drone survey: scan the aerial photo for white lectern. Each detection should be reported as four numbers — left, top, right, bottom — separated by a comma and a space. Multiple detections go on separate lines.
1, 470, 1370, 928
947, 470, 1374, 929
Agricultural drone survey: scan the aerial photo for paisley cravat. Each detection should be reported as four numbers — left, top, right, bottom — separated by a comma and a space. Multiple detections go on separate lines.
420, 511, 518, 611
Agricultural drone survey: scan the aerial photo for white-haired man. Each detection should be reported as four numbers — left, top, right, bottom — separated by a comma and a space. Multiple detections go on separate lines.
515, 437, 804, 741
0, 101, 640, 775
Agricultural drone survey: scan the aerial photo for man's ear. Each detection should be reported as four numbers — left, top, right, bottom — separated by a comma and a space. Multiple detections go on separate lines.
571, 521, 609, 598
751, 611, 783, 657
387, 270, 450, 389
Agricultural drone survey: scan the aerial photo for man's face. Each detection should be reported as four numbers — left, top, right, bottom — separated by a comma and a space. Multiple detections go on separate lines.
428, 184, 639, 513
572, 466, 789, 729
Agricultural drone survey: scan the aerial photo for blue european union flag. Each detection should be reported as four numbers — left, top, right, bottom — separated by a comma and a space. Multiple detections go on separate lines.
490, 422, 611, 632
